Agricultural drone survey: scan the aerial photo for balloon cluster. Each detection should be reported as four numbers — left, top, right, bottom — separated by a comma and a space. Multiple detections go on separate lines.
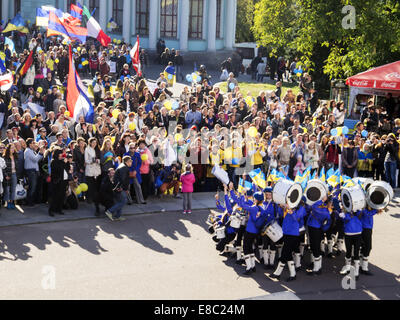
75, 183, 88, 195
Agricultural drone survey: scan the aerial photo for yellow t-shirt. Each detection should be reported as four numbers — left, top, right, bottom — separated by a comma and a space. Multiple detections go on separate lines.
247, 143, 265, 165
224, 146, 242, 168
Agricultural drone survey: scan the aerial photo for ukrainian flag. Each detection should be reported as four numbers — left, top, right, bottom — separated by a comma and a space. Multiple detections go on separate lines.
107, 18, 118, 29
249, 168, 267, 189
164, 65, 176, 86
294, 170, 304, 184
319, 167, 326, 182
268, 168, 279, 183
2, 14, 29, 34
327, 169, 340, 188
342, 176, 355, 187
238, 178, 253, 193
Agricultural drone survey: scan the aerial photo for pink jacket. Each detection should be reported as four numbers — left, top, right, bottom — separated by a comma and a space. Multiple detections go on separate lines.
180, 172, 196, 193
139, 148, 154, 174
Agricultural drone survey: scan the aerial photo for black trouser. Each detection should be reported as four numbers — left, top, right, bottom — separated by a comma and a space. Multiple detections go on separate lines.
243, 231, 258, 255
295, 232, 305, 253
216, 232, 237, 252
141, 173, 151, 200
308, 226, 323, 257
361, 228, 372, 257
373, 163, 385, 181
49, 181, 67, 213
280, 234, 299, 263
262, 234, 277, 250
234, 225, 246, 247
86, 176, 101, 211
343, 167, 356, 178
345, 234, 362, 259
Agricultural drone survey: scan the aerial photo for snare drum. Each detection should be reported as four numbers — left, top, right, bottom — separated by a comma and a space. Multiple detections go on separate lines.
229, 214, 241, 229
264, 221, 283, 243
216, 227, 226, 239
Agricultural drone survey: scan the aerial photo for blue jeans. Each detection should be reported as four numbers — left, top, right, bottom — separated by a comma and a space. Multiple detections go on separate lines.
26, 169, 38, 205
385, 161, 397, 188
4, 173, 17, 202
109, 191, 128, 219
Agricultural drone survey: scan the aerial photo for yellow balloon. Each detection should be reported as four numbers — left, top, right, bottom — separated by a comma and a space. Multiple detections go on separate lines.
64, 111, 70, 117
141, 153, 148, 161
248, 127, 258, 138
109, 50, 113, 55
75, 186, 82, 195
112, 109, 120, 119
80, 183, 88, 192
37, 87, 43, 93
77, 47, 81, 51
113, 39, 117, 43
92, 124, 96, 133
111, 136, 116, 144
337, 127, 343, 136
55, 59, 59, 64
129, 122, 136, 131
245, 96, 254, 107
175, 133, 183, 142
164, 100, 172, 110
117, 40, 122, 44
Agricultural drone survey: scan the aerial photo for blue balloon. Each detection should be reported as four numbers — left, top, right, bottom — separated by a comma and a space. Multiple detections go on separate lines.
331, 128, 338, 137
81, 58, 86, 62
229, 82, 235, 90
127, 75, 131, 78
167, 73, 173, 80
13, 62, 17, 67
78, 64, 83, 69
172, 101, 179, 110
73, 48, 77, 53
294, 68, 299, 74
186, 74, 192, 82
342, 126, 349, 135
120, 76, 125, 81
232, 158, 239, 165
361, 130, 368, 138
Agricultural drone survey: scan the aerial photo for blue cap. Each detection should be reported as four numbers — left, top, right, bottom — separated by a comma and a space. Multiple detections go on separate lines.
254, 192, 264, 202
301, 196, 307, 203
263, 187, 273, 193
246, 190, 253, 197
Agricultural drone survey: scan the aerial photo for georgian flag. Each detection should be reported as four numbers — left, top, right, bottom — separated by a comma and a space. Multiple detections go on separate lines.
130, 35, 141, 76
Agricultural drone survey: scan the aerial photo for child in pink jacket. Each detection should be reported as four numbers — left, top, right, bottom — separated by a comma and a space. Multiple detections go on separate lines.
180, 164, 196, 214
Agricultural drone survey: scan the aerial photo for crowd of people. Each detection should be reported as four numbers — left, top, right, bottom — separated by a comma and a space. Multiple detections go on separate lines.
0, 24, 399, 224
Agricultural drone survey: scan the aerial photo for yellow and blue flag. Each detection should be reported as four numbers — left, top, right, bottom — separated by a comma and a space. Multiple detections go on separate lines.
319, 167, 326, 182
249, 168, 267, 189
164, 65, 176, 86
2, 14, 29, 33
327, 169, 340, 188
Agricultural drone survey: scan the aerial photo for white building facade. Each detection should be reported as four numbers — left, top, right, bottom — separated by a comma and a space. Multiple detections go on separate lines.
1, 0, 237, 52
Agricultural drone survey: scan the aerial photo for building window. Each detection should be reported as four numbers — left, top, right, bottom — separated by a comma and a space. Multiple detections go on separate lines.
14, 0, 21, 14
216, 0, 222, 39
136, 0, 149, 36
112, 0, 123, 34
89, 0, 100, 21
160, 0, 178, 38
189, 0, 203, 39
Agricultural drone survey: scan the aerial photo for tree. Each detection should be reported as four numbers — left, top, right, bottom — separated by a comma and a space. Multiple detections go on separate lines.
253, 0, 400, 91
236, 0, 258, 43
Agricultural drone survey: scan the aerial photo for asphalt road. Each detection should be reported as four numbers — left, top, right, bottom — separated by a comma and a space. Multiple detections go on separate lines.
0, 203, 399, 300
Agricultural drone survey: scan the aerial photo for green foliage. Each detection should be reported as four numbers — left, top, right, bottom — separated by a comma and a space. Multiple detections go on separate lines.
236, 0, 257, 43
252, 0, 400, 83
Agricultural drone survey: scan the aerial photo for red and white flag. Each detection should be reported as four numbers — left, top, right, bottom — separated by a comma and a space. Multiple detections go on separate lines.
130, 35, 141, 76
0, 71, 13, 91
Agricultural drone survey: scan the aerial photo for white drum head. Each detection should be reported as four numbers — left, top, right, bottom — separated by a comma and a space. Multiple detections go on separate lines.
304, 179, 328, 206
341, 185, 366, 212
273, 179, 303, 208
286, 183, 303, 208
366, 181, 393, 210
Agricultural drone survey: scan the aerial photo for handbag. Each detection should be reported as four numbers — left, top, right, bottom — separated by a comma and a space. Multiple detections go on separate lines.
15, 181, 27, 200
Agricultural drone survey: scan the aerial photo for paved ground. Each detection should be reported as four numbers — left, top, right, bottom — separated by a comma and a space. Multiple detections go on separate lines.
0, 193, 399, 300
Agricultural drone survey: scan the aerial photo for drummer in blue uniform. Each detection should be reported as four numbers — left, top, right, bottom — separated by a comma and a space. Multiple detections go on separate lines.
238, 191, 268, 275
260, 187, 282, 269
359, 206, 382, 275
294, 196, 307, 271
214, 185, 240, 255
339, 209, 363, 279
306, 197, 332, 275
269, 200, 307, 281
229, 182, 254, 265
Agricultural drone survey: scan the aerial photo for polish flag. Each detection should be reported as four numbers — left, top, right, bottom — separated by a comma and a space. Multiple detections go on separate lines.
130, 35, 141, 76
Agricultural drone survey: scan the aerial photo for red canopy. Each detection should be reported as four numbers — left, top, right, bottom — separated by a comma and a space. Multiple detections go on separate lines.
346, 61, 400, 90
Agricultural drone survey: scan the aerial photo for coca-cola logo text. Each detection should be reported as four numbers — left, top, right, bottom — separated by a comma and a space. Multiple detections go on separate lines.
381, 82, 397, 88
385, 72, 400, 79
352, 80, 369, 86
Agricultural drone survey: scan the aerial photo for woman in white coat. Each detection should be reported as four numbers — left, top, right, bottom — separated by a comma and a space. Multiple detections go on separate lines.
304, 141, 320, 175
85, 137, 102, 216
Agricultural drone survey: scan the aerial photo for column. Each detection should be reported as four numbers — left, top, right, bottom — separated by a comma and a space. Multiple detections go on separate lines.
179, 0, 189, 51
148, 0, 158, 50
99, 0, 107, 31
122, 0, 131, 43
232, 0, 237, 47
131, 0, 136, 37
224, 0, 234, 49
2, 0, 9, 24
207, 0, 216, 51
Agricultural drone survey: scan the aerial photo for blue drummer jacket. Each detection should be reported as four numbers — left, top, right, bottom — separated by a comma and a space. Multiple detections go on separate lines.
340, 212, 363, 235
359, 208, 377, 230
307, 200, 332, 230
239, 195, 267, 234
215, 194, 238, 234
257, 200, 276, 229
282, 206, 307, 236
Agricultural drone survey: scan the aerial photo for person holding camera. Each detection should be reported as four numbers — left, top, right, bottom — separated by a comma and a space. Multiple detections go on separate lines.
384, 133, 399, 189
49, 148, 70, 216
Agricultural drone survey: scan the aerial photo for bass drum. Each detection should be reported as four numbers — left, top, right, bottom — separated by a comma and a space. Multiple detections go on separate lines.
304, 179, 329, 206
366, 181, 393, 210
341, 185, 366, 212
229, 214, 242, 229
352, 177, 374, 191
261, 221, 283, 243
272, 179, 303, 209
216, 227, 226, 239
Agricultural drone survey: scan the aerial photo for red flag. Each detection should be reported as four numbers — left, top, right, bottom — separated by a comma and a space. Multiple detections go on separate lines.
130, 35, 141, 76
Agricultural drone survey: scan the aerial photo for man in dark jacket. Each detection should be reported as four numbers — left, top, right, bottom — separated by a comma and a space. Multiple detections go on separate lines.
100, 168, 116, 211
173, 50, 184, 81
49, 148, 70, 216
105, 156, 132, 221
